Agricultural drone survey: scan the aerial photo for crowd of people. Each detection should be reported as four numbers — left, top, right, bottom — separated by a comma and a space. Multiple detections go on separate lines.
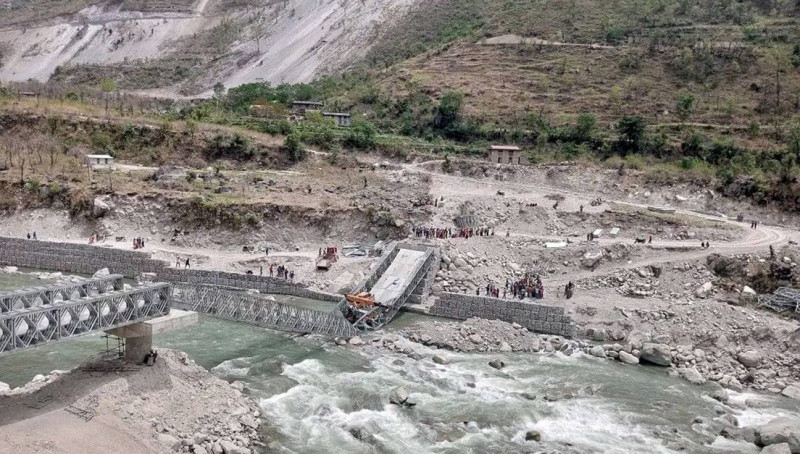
509, 274, 545, 299
269, 264, 294, 281
478, 274, 548, 300
479, 283, 503, 298
133, 237, 146, 249
413, 226, 494, 240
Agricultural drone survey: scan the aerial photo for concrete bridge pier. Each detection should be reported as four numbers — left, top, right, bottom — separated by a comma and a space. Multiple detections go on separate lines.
107, 309, 199, 363
106, 323, 153, 363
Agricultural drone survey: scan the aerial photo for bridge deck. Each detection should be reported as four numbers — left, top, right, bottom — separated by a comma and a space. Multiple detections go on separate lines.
370, 249, 427, 306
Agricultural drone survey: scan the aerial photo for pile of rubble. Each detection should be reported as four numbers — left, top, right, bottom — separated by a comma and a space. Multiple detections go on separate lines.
104, 350, 262, 454
401, 318, 551, 353
5, 350, 263, 454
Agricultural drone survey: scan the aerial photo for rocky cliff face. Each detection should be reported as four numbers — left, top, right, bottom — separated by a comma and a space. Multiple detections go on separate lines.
0, 0, 420, 95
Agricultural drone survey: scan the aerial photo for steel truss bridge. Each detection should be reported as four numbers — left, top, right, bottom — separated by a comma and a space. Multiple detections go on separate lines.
172, 284, 359, 337
0, 275, 172, 355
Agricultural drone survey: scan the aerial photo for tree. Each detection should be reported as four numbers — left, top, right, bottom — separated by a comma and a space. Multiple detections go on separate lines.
787, 115, 800, 158
676, 94, 696, 122
185, 119, 197, 139
615, 116, 646, 154
213, 82, 226, 98
570, 113, 597, 143
761, 46, 792, 113
434, 91, 463, 132
344, 118, 377, 149
213, 82, 226, 108
283, 133, 305, 163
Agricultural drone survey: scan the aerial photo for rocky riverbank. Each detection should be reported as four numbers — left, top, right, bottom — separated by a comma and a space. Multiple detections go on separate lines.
348, 318, 800, 454
0, 350, 262, 454
395, 317, 800, 401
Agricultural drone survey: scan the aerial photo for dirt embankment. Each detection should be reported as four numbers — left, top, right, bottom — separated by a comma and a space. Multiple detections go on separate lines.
0, 350, 262, 454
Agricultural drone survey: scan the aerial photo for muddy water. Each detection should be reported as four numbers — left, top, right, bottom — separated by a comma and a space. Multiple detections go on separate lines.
1, 273, 799, 454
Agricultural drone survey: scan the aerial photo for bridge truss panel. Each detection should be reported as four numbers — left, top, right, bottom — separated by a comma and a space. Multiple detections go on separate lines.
0, 283, 172, 355
172, 284, 358, 338
0, 275, 125, 314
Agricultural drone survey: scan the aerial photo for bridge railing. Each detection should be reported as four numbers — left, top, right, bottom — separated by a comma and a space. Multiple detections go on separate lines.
351, 242, 399, 294
0, 283, 172, 355
0, 274, 125, 314
172, 284, 358, 337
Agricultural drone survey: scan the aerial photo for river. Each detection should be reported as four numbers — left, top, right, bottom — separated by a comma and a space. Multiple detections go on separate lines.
1, 272, 799, 454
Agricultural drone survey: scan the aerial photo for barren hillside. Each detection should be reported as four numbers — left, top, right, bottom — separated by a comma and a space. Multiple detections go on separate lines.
0, 0, 420, 94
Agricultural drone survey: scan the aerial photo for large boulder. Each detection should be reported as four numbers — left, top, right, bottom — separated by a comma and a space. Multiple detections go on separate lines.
679, 367, 707, 385
525, 430, 542, 442
761, 444, 793, 454
589, 346, 606, 358
756, 417, 800, 453
581, 251, 605, 269
389, 386, 411, 406
640, 343, 672, 366
719, 375, 745, 392
157, 434, 182, 452
740, 286, 758, 304
92, 196, 113, 218
737, 350, 763, 368
348, 336, 364, 346
694, 282, 713, 298
220, 440, 251, 454
618, 351, 639, 365
781, 385, 800, 401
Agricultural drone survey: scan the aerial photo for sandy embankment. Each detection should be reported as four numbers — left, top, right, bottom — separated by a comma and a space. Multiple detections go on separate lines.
0, 350, 261, 454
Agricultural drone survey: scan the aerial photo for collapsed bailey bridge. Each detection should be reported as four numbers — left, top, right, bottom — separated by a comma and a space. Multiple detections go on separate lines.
0, 236, 574, 354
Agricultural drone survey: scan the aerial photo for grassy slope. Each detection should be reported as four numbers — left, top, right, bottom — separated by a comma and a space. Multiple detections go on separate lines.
367, 0, 800, 134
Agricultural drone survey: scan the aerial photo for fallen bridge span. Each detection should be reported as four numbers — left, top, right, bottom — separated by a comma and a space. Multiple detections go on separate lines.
172, 284, 358, 337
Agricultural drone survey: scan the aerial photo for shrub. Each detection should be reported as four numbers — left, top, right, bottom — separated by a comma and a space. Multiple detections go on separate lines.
283, 133, 306, 162
605, 26, 628, 44
676, 94, 696, 121
206, 133, 254, 160
615, 116, 646, 154
344, 118, 377, 149
243, 211, 260, 227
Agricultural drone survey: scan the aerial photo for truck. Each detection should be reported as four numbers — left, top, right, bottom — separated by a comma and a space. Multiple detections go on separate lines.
315, 246, 338, 271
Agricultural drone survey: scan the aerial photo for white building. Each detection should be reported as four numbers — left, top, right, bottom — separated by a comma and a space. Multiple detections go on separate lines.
488, 145, 525, 165
86, 154, 114, 166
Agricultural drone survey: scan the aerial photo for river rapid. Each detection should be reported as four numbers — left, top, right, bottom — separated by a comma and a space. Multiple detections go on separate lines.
1, 274, 799, 454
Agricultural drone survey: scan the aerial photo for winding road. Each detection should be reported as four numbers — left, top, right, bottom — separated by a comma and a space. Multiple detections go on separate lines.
402, 160, 798, 286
